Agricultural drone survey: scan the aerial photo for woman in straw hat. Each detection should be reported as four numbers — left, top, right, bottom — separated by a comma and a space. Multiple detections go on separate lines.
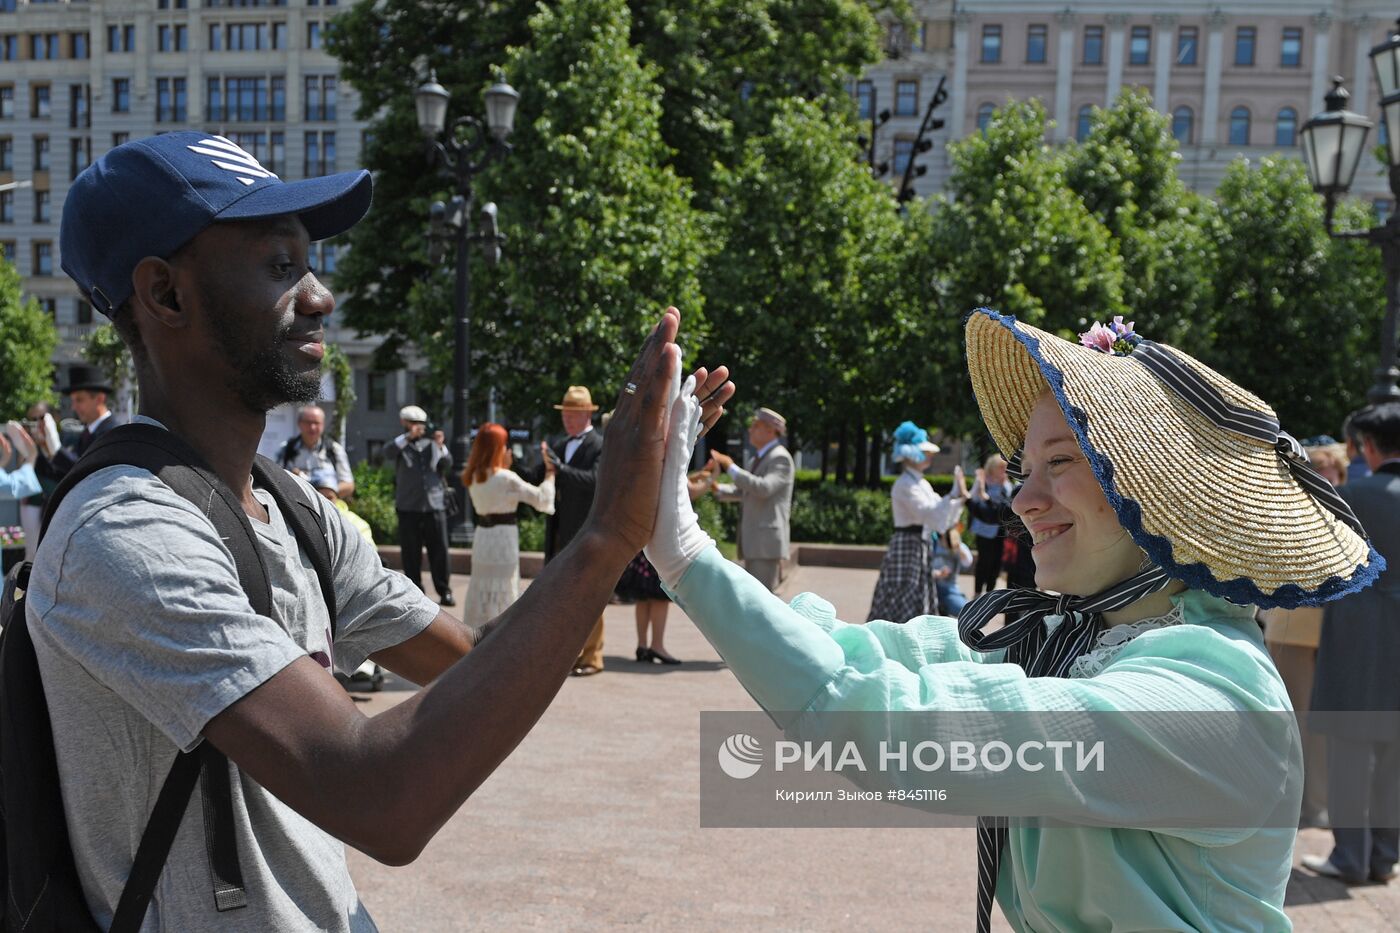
866, 421, 968, 623
643, 309, 1383, 930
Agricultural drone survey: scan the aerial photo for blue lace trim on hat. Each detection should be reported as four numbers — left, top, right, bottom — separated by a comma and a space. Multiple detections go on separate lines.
967, 307, 1385, 610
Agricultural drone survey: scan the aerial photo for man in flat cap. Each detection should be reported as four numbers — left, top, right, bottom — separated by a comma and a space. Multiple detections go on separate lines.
708, 407, 795, 592
392, 404, 454, 606
522, 385, 606, 674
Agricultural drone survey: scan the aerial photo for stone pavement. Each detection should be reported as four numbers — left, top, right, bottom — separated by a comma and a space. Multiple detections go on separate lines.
348, 564, 1400, 931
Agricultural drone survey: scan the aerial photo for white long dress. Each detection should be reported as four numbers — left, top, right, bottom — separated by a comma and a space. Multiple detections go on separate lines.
466, 469, 555, 627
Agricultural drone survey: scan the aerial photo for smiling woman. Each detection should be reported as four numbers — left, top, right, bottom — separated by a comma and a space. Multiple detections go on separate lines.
646, 308, 1385, 932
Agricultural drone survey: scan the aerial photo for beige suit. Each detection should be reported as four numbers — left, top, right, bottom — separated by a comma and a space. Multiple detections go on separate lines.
717, 443, 794, 590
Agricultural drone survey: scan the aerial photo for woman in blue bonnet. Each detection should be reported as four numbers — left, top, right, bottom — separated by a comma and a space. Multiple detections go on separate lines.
643, 309, 1384, 931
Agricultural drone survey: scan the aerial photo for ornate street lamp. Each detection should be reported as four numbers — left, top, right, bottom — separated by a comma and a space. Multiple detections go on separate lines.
417, 70, 518, 540
1300, 57, 1400, 403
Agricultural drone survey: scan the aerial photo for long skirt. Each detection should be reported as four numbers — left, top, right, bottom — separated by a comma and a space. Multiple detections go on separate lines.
466, 524, 521, 628
867, 528, 933, 624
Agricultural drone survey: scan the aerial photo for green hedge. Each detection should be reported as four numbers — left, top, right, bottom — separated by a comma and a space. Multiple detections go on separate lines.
350, 462, 929, 548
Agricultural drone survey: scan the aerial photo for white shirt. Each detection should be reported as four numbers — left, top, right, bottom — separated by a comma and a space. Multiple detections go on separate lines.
564, 424, 594, 464
85, 410, 113, 433
467, 469, 555, 516
891, 467, 963, 534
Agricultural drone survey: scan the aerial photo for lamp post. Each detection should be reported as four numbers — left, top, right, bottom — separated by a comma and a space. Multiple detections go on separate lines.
1300, 43, 1400, 403
415, 71, 518, 540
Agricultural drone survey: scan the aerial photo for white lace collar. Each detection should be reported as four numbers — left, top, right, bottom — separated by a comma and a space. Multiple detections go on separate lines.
1067, 602, 1187, 679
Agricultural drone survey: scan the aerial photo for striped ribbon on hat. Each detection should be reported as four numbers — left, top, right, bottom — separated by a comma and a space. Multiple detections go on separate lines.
958, 567, 1174, 932
1129, 341, 1366, 537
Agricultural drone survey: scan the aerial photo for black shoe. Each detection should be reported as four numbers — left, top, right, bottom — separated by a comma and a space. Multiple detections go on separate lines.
439, 592, 456, 607
647, 648, 682, 665
636, 647, 650, 662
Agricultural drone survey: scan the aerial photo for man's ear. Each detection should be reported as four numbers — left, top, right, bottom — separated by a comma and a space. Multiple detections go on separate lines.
130, 256, 187, 328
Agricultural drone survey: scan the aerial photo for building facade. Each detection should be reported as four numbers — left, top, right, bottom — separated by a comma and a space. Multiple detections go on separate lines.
0, 0, 420, 461
865, 1, 1400, 210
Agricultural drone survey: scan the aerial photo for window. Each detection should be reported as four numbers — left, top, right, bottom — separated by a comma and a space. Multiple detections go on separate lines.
0, 191, 11, 223
976, 102, 995, 131
855, 80, 873, 120
272, 21, 287, 49
158, 24, 172, 51
981, 24, 1002, 63
107, 24, 133, 52
76, 297, 93, 324
157, 77, 186, 122
1083, 25, 1104, 64
32, 84, 50, 119
69, 136, 89, 178
1375, 199, 1393, 223
124, 25, 134, 50
1129, 25, 1151, 65
1281, 27, 1302, 68
33, 134, 48, 171
30, 33, 59, 60
1172, 106, 1193, 144
226, 22, 268, 50
307, 20, 321, 49
112, 132, 129, 148
208, 23, 222, 51
894, 79, 917, 117
0, 136, 9, 171
112, 78, 130, 114
175, 24, 188, 50
0, 86, 13, 120
0, 242, 14, 265
207, 77, 221, 121
893, 137, 914, 174
206, 76, 282, 122
70, 32, 88, 59
315, 242, 338, 275
271, 76, 286, 121
367, 372, 387, 411
1026, 24, 1047, 63
1234, 27, 1255, 66
304, 130, 334, 176
0, 36, 14, 61
269, 130, 284, 173
33, 241, 52, 276
33, 189, 49, 222
1229, 106, 1250, 145
69, 84, 89, 128
1275, 106, 1297, 146
1076, 104, 1094, 141
38, 299, 55, 316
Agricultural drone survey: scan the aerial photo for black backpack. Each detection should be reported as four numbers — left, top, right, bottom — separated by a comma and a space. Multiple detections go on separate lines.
0, 424, 339, 932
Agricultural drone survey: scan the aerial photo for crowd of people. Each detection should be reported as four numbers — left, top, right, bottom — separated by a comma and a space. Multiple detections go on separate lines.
3, 130, 1399, 932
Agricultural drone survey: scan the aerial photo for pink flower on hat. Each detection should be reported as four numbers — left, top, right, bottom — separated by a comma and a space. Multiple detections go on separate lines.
1079, 322, 1116, 353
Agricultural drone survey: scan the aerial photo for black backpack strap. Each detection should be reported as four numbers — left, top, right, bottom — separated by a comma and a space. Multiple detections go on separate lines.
38, 424, 256, 923
251, 456, 339, 638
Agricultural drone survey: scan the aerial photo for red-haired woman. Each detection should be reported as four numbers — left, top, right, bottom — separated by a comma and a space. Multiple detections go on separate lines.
462, 423, 555, 628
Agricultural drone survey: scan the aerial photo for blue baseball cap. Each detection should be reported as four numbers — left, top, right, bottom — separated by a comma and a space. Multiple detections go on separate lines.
60, 132, 372, 315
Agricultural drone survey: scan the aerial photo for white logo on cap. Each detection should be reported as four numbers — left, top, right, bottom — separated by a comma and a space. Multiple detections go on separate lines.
185, 135, 279, 187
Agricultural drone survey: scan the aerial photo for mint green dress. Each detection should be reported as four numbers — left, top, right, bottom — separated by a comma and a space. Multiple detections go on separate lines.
668, 548, 1299, 932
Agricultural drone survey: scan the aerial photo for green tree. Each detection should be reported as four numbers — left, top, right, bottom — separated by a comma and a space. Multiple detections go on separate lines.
0, 258, 57, 420
701, 97, 929, 469
1205, 156, 1380, 436
473, 0, 707, 417
82, 323, 135, 415
1064, 90, 1218, 353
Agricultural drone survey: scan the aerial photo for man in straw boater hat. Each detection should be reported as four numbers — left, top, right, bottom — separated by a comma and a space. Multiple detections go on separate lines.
643, 308, 1384, 930
21, 130, 734, 929
707, 406, 795, 591
521, 385, 607, 675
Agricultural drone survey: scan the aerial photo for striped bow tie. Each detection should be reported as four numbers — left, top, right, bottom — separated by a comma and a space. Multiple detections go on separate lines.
958, 566, 1174, 933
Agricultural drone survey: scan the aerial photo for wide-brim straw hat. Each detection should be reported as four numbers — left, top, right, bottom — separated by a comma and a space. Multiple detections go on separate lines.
964, 308, 1383, 609
554, 385, 599, 411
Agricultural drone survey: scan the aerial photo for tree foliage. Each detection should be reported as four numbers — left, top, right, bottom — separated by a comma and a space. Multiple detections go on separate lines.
0, 257, 57, 421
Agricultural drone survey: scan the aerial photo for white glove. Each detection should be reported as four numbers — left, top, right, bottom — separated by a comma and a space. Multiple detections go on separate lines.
645, 374, 715, 585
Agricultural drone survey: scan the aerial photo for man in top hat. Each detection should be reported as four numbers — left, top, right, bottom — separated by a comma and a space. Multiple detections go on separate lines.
707, 407, 795, 592
33, 130, 734, 928
523, 386, 606, 674
391, 404, 454, 606
47, 364, 123, 475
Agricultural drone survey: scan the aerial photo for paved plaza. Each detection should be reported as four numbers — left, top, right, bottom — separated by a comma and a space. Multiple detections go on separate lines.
348, 565, 1400, 931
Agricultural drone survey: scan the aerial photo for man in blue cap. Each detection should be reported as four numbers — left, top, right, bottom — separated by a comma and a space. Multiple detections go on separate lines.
29, 133, 734, 930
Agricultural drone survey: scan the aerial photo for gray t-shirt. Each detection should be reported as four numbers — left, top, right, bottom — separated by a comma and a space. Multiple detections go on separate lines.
26, 437, 440, 930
